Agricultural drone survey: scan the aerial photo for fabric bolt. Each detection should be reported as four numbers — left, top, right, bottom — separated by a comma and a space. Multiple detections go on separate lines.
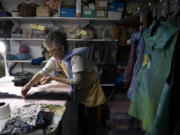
127, 33, 145, 99
26, 92, 71, 100
31, 57, 45, 65
0, 92, 71, 100
128, 19, 178, 134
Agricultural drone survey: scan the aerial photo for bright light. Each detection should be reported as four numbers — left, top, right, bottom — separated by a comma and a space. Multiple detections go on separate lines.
0, 41, 14, 83
0, 41, 6, 53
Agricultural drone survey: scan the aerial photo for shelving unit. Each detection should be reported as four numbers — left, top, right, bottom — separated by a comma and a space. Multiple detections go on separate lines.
0, 12, 139, 86
0, 16, 120, 21
6, 60, 47, 63
0, 38, 118, 42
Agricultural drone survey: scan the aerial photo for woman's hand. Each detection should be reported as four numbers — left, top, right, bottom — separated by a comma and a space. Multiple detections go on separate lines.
40, 76, 52, 85
21, 85, 30, 99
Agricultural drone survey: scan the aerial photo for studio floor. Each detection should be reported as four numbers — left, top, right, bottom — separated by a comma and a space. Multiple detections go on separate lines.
97, 126, 143, 135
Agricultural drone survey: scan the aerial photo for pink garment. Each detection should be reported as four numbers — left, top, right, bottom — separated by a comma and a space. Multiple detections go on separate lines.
124, 40, 137, 84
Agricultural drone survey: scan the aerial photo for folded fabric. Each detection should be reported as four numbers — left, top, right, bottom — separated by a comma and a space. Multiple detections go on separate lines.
13, 71, 34, 86
113, 72, 125, 86
16, 53, 30, 60
6, 53, 17, 60
27, 81, 72, 100
1, 117, 34, 134
31, 57, 45, 65
1, 104, 54, 135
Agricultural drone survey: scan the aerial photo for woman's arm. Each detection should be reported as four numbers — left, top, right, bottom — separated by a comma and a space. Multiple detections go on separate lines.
21, 73, 42, 98
51, 76, 70, 84
50, 72, 83, 85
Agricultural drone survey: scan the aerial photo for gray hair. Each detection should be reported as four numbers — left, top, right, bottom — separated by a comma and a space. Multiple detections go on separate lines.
43, 30, 68, 52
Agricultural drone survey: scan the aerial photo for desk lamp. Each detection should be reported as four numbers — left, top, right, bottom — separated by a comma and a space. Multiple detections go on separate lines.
0, 41, 14, 82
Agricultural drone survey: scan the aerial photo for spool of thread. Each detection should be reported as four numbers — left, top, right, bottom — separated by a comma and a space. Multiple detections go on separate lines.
0, 102, 11, 120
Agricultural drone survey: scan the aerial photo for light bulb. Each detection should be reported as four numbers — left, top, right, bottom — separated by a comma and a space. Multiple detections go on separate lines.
0, 41, 6, 53
0, 41, 14, 83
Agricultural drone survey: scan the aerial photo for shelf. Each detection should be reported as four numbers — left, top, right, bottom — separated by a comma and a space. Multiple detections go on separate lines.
96, 62, 117, 65
7, 60, 31, 63
118, 66, 126, 70
0, 38, 44, 41
118, 44, 131, 46
68, 39, 118, 42
6, 60, 47, 63
101, 84, 115, 87
0, 38, 118, 42
120, 14, 140, 24
0, 17, 120, 22
5, 60, 117, 65
100, 84, 129, 88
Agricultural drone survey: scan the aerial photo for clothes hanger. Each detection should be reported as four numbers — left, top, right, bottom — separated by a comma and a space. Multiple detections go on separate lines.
151, 16, 161, 36
172, 7, 180, 24
151, 1, 169, 36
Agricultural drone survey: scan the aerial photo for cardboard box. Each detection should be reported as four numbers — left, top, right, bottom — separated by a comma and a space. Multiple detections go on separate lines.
23, 29, 32, 39
109, 2, 125, 12
82, 9, 95, 18
36, 7, 50, 16
95, 9, 107, 18
60, 8, 76, 17
108, 11, 122, 20
95, 0, 108, 9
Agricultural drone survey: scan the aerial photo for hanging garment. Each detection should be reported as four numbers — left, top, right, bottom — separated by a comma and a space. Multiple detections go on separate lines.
124, 31, 141, 85
152, 34, 180, 135
127, 32, 145, 99
128, 19, 178, 134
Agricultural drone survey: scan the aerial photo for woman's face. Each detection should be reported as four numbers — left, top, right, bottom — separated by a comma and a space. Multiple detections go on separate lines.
46, 46, 64, 59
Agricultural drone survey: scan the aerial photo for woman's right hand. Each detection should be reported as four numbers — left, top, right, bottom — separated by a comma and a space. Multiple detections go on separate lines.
21, 85, 30, 99
40, 76, 52, 85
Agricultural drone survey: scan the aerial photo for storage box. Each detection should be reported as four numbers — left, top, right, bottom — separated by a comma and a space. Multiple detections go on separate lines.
60, 8, 76, 17
23, 29, 32, 39
107, 112, 131, 131
108, 11, 122, 20
109, 2, 125, 12
95, 9, 107, 18
82, 9, 95, 18
95, 0, 108, 9
36, 7, 50, 17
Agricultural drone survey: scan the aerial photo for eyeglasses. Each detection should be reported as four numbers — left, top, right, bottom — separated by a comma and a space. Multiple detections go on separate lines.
48, 49, 60, 55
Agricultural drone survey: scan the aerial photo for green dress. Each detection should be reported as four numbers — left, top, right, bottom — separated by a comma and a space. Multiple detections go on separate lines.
128, 19, 178, 134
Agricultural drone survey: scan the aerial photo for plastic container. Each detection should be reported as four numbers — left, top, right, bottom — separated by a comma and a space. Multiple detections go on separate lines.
60, 8, 76, 17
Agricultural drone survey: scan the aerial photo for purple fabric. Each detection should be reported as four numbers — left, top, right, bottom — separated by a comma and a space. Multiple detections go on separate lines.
124, 41, 136, 84
127, 35, 145, 99
124, 31, 140, 84
19, 45, 29, 54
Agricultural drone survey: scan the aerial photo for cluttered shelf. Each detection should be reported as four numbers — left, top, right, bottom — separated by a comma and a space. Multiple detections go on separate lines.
0, 16, 135, 22
0, 60, 120, 65
5, 60, 47, 63
0, 38, 119, 42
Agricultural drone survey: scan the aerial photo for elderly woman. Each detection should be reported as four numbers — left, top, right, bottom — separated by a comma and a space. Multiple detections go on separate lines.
21, 30, 106, 135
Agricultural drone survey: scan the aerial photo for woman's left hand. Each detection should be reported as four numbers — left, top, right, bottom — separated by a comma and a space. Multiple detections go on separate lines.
40, 76, 52, 84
